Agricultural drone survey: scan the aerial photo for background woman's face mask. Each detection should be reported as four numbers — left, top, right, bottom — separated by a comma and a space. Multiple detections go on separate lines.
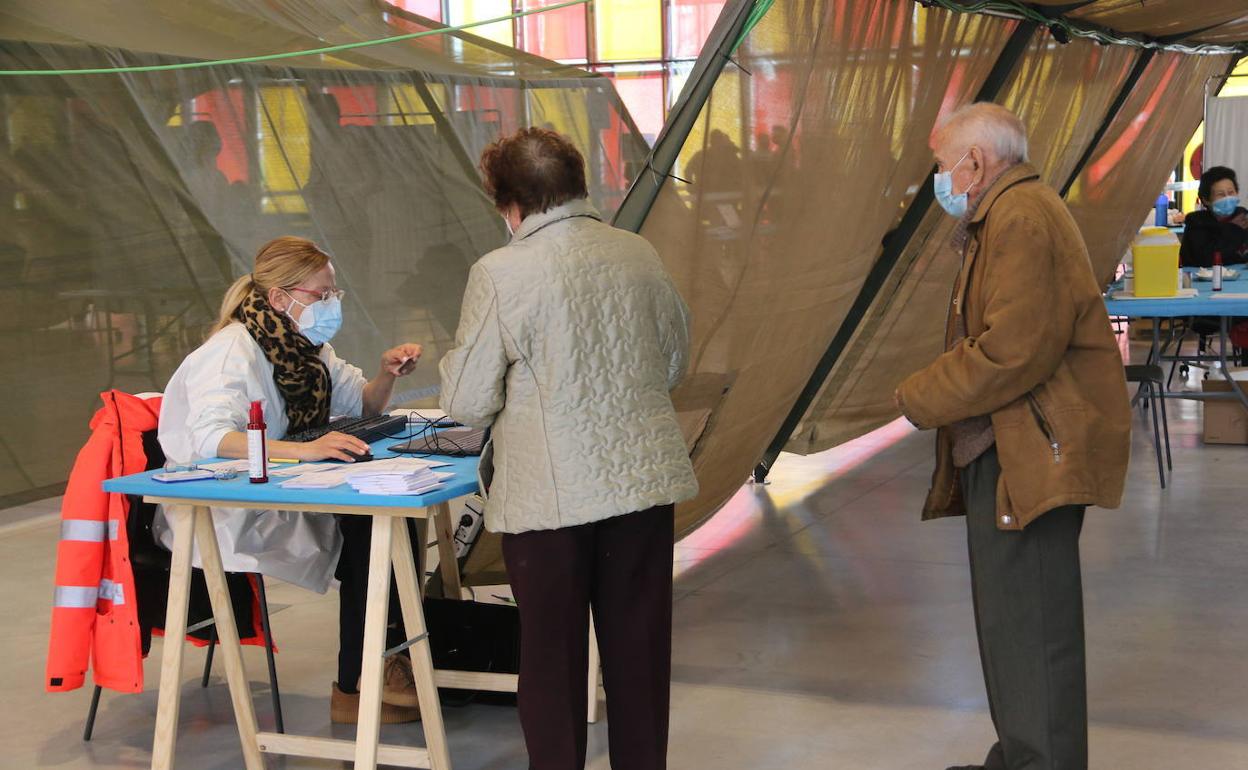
284, 292, 343, 345
1211, 196, 1240, 218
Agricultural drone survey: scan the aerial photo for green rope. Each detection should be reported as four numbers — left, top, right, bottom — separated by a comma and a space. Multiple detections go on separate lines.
0, 0, 590, 76
731, 0, 774, 55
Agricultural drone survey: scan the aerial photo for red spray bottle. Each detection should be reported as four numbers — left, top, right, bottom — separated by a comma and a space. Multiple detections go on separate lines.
247, 400, 268, 484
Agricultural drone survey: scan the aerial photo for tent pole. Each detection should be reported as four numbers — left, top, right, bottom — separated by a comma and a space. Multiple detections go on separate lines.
611, 0, 759, 232
1058, 50, 1156, 198
408, 74, 483, 183
752, 18, 1039, 483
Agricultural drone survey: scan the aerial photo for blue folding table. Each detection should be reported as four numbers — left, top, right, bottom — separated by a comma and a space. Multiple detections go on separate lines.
104, 441, 484, 770
1103, 274, 1248, 409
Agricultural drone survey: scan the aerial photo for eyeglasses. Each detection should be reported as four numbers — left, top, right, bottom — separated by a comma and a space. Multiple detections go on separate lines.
286, 287, 346, 303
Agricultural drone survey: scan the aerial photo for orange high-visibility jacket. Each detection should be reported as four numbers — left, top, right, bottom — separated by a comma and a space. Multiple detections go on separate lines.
46, 391, 159, 692
45, 391, 267, 693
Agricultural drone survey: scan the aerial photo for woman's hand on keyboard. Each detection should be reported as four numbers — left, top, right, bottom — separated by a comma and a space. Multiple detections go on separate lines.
300, 431, 372, 462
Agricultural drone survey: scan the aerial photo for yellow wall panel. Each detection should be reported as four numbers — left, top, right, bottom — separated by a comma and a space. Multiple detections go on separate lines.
258, 87, 310, 214
596, 0, 662, 61
451, 0, 515, 47
385, 84, 438, 126
528, 87, 591, 149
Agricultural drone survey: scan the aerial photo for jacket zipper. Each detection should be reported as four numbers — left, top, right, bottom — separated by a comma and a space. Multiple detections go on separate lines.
1026, 393, 1062, 464
954, 235, 980, 320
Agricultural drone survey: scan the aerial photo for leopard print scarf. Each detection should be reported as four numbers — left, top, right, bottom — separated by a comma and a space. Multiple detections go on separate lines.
237, 288, 332, 434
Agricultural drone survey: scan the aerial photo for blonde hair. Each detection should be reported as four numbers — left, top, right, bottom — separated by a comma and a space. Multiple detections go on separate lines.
210, 236, 331, 336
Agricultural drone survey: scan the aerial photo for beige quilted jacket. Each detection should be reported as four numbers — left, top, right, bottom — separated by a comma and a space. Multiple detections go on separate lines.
439, 198, 698, 534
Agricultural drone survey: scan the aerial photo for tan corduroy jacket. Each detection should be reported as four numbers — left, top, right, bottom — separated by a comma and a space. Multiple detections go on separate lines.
897, 163, 1131, 530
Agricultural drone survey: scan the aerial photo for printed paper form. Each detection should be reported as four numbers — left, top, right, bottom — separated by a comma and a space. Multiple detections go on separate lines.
278, 457, 451, 489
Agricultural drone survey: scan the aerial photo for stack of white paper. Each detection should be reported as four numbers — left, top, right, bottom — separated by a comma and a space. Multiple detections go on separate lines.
279, 472, 349, 489
347, 468, 452, 496
270, 462, 338, 478
277, 457, 452, 492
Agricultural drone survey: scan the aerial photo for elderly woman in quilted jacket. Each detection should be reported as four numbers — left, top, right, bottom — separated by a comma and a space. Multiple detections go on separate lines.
440, 127, 698, 770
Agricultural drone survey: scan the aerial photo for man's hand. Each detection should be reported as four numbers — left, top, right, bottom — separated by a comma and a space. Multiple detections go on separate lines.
894, 389, 920, 429
381, 343, 423, 378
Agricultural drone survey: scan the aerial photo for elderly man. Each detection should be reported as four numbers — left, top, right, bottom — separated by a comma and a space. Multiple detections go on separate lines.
895, 103, 1131, 770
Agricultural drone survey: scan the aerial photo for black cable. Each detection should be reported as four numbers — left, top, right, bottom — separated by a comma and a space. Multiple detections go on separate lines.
388, 410, 478, 458
389, 410, 445, 458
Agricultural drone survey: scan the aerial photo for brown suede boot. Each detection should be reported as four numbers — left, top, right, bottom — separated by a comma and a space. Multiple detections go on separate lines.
380, 654, 419, 709
330, 682, 421, 724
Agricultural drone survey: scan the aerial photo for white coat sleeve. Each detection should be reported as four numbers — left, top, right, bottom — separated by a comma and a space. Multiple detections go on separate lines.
180, 334, 260, 460
323, 343, 368, 417
439, 263, 509, 428
662, 280, 692, 390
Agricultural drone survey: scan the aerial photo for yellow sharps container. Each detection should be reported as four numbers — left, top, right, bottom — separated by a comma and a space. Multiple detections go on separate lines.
1131, 226, 1180, 297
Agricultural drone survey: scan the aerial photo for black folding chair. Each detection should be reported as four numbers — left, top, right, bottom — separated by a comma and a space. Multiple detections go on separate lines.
1125, 364, 1172, 489
83, 574, 282, 739
1166, 317, 1219, 389
83, 430, 283, 739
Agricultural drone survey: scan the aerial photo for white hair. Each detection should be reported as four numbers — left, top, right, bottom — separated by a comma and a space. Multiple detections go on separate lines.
937, 102, 1029, 165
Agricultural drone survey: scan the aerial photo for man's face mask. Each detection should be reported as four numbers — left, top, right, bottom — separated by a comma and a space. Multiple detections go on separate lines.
934, 150, 973, 219
1211, 196, 1240, 218
284, 290, 343, 346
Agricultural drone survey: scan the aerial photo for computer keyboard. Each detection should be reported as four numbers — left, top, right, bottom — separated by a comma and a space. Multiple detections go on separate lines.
285, 414, 410, 445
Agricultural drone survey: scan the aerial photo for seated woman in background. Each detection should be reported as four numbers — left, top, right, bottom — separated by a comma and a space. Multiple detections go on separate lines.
1181, 165, 1248, 267
158, 236, 426, 724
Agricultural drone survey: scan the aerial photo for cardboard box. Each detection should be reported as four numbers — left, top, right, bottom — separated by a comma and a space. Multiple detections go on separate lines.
1202, 372, 1248, 445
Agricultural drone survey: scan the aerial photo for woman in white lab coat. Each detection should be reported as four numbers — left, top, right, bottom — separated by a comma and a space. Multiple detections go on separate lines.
159, 236, 425, 723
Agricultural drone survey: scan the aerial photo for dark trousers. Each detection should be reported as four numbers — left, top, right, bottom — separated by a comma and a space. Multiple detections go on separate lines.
962, 448, 1088, 770
501, 505, 675, 770
335, 515, 421, 689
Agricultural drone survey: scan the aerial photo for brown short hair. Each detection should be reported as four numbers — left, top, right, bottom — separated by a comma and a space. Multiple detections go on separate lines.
479, 127, 588, 219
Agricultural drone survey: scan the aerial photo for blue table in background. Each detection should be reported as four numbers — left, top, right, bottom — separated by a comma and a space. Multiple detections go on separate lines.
104, 439, 482, 770
1103, 272, 1248, 409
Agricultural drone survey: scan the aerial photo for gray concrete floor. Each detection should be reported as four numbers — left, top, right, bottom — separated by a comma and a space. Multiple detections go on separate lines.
5, 377, 1248, 768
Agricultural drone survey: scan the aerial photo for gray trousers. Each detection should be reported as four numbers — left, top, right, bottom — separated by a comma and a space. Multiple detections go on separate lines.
962, 447, 1088, 770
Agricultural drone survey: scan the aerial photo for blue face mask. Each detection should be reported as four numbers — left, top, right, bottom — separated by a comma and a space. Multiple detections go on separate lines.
934, 151, 972, 219
286, 294, 343, 346
1211, 196, 1240, 218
